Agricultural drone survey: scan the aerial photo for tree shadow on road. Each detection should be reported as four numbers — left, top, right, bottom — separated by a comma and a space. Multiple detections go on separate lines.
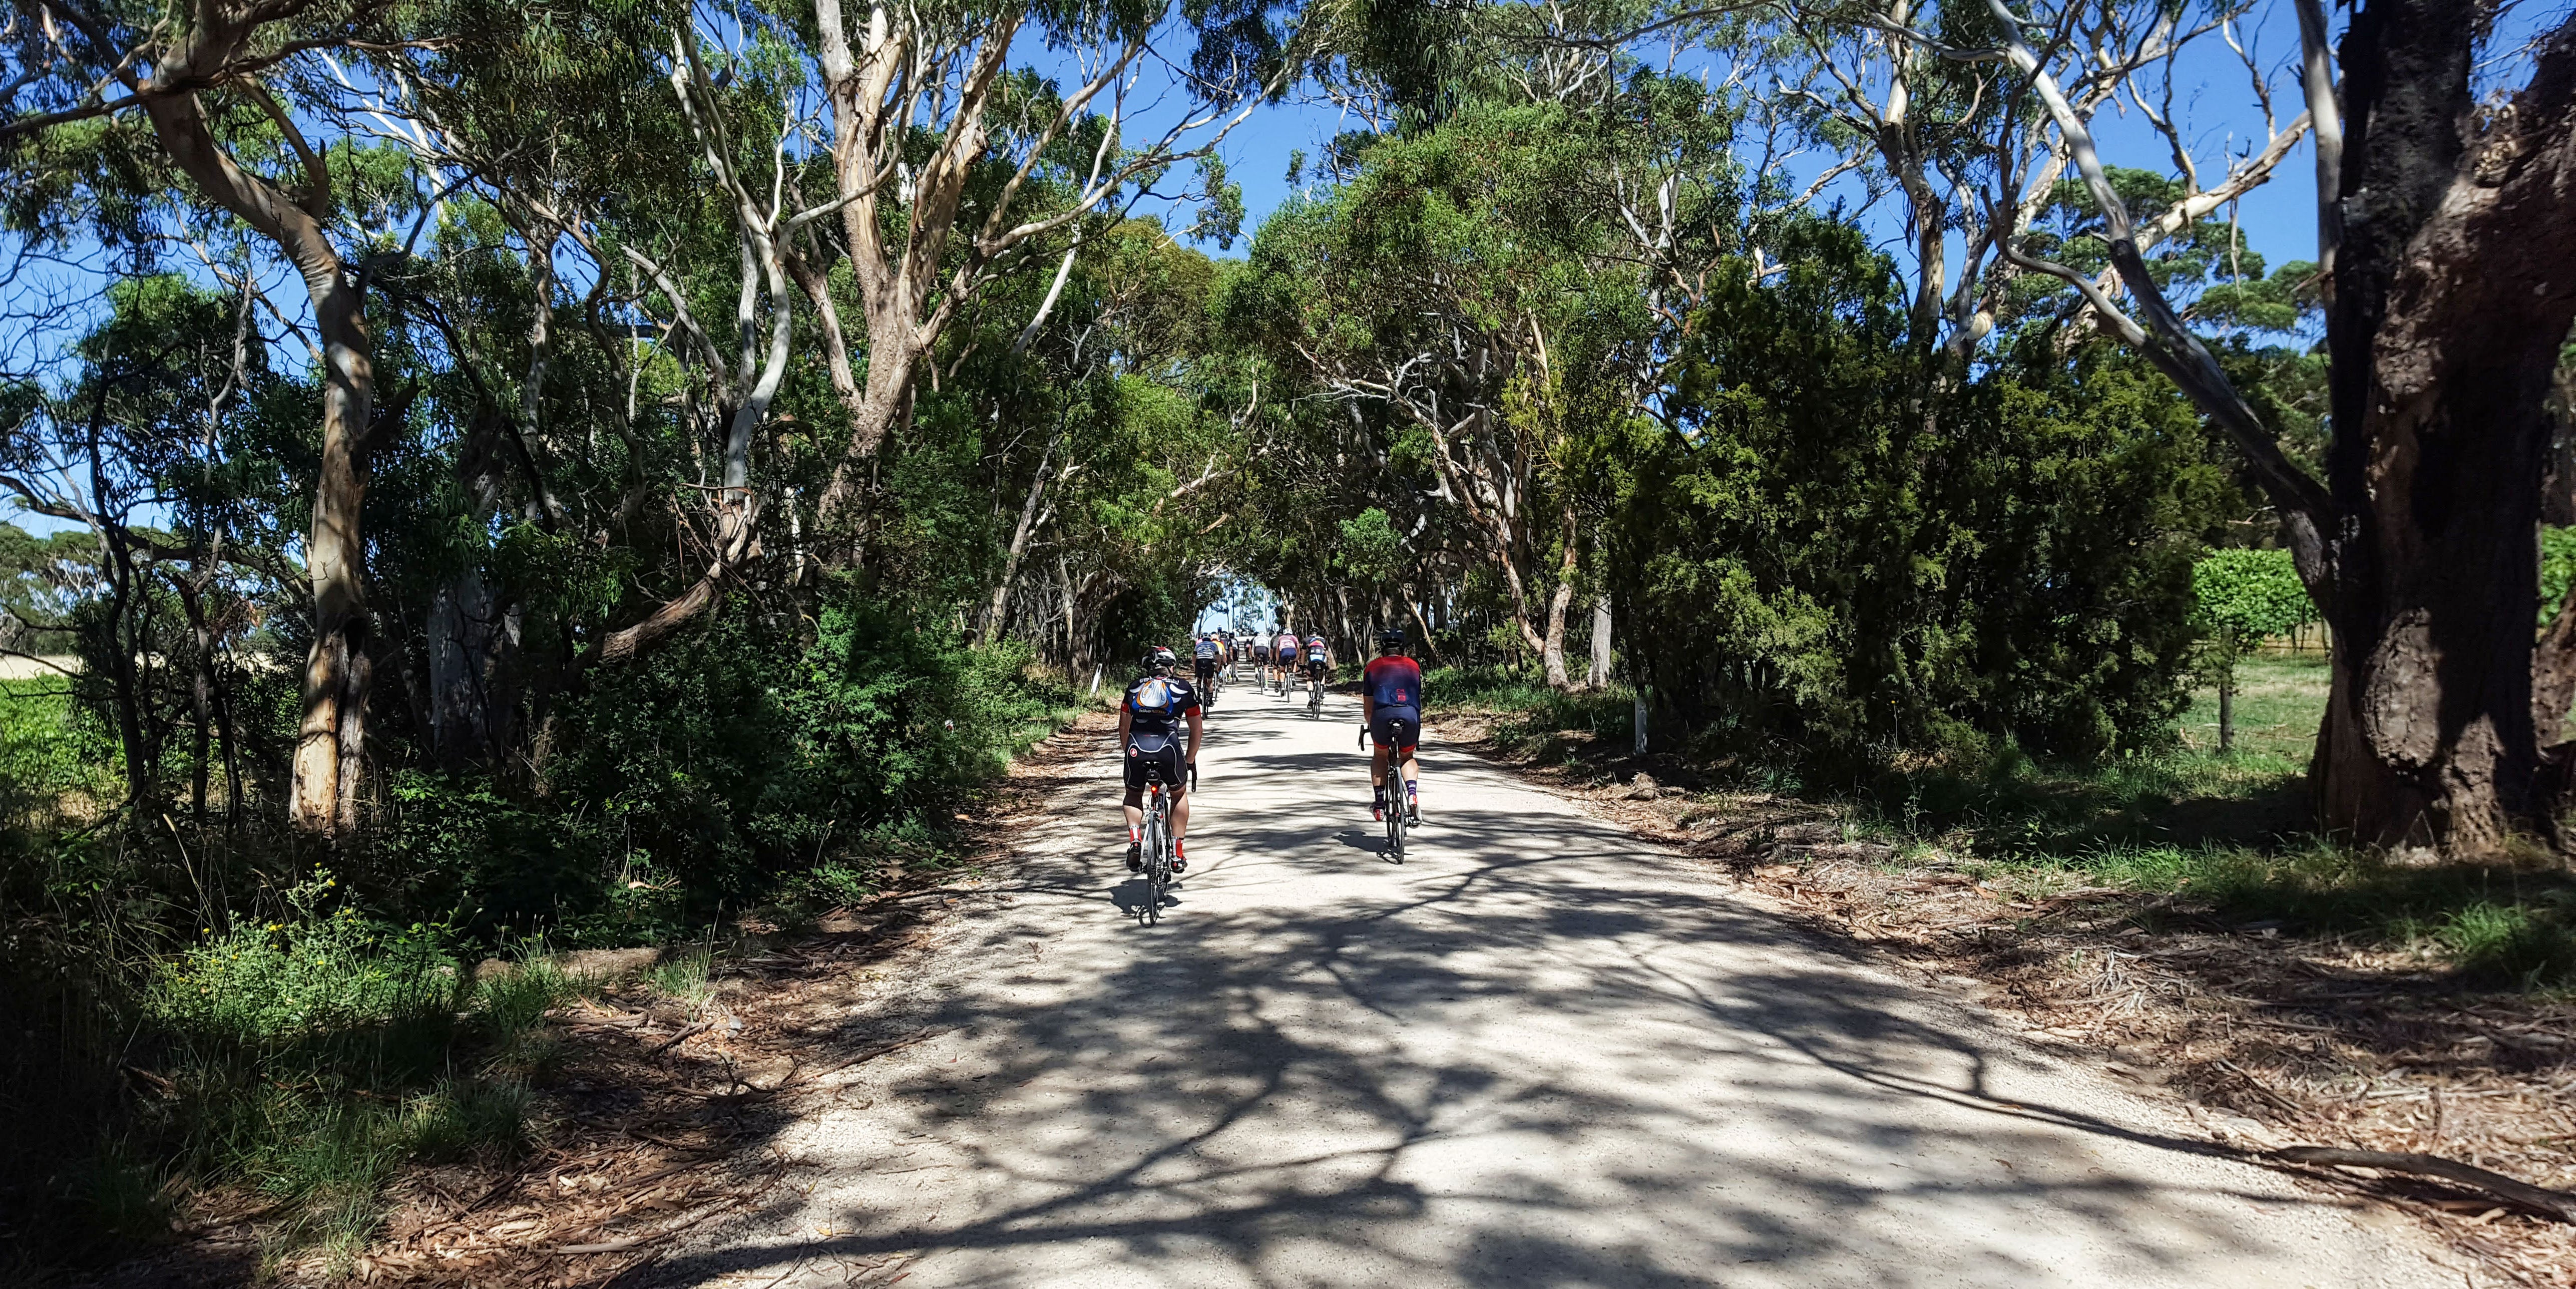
631, 739, 2404, 1289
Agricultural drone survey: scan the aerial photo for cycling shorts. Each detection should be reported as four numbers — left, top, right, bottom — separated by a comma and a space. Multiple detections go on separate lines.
1370, 708, 1422, 754
1124, 733, 1187, 792
1253, 646, 1270, 662
1277, 647, 1299, 664
1193, 659, 1217, 679
1306, 658, 1329, 677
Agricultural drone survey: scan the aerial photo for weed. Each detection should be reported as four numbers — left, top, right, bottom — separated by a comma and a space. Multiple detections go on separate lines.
2435, 900, 2576, 986
646, 945, 714, 1012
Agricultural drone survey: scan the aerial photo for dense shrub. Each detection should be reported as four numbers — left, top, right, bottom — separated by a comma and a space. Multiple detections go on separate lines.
1609, 224, 2233, 775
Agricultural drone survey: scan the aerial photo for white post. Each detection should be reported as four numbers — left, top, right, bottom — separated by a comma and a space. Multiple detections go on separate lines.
1633, 687, 1649, 756
1090, 667, 1103, 697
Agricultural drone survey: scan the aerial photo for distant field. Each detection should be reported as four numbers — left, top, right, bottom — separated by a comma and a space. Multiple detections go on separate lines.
0, 654, 78, 680
2178, 652, 2328, 762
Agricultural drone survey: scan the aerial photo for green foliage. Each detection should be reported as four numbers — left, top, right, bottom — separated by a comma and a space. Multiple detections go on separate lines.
148, 869, 462, 1048
2542, 527, 2576, 624
1, 677, 118, 833
1614, 221, 2231, 770
2191, 548, 2312, 646
1336, 508, 1404, 583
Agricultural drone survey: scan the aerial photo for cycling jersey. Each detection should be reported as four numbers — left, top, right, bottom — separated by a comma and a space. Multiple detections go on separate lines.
1274, 632, 1299, 658
1364, 656, 1424, 712
1123, 673, 1201, 736
1192, 637, 1220, 660
1305, 636, 1328, 663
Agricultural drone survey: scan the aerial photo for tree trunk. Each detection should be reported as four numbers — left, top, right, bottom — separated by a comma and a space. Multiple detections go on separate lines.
978, 435, 1057, 643
1403, 586, 1446, 666
2306, 3, 2576, 853
175, 571, 216, 825
2008, 0, 2576, 854
1588, 593, 1612, 688
142, 33, 377, 838
1539, 505, 1579, 690
2218, 661, 2235, 754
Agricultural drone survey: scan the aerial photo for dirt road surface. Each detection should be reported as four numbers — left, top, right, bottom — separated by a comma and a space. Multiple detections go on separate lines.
645, 686, 2458, 1288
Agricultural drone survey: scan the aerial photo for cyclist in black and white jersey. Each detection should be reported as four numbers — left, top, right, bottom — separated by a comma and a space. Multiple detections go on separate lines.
1118, 647, 1202, 874
1192, 631, 1223, 706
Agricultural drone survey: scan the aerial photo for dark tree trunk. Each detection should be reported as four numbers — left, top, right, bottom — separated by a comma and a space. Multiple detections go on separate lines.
2305, 3, 2576, 853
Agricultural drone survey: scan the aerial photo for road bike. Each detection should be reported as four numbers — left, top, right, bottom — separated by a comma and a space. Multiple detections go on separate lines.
1359, 726, 1413, 862
1137, 773, 1180, 922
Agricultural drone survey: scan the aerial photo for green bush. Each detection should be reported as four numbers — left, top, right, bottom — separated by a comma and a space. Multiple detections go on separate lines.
1609, 223, 2233, 776
355, 586, 1079, 942
0, 677, 117, 833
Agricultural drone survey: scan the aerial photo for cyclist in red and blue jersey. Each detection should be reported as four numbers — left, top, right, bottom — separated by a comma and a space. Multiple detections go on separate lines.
1363, 629, 1424, 822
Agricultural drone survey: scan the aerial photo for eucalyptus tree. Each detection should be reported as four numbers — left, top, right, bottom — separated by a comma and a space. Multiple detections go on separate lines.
1231, 70, 1737, 688
1759, 0, 2312, 359
802, 0, 1301, 530
0, 0, 450, 833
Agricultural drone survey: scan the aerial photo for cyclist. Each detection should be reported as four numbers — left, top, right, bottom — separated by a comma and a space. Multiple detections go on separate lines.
1272, 625, 1301, 695
1118, 647, 1203, 875
1250, 631, 1270, 681
1192, 631, 1223, 706
1363, 628, 1424, 822
1304, 632, 1331, 702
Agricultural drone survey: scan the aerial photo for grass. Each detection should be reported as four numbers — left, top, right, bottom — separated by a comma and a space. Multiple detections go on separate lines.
2179, 651, 2328, 762
1446, 654, 2576, 991
154, 922, 584, 1277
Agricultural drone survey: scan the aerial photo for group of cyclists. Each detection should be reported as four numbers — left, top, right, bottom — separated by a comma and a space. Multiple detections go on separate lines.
1183, 626, 1333, 701
1115, 624, 1426, 878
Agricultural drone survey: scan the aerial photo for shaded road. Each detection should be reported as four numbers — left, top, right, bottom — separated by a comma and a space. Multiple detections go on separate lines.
653, 684, 2453, 1287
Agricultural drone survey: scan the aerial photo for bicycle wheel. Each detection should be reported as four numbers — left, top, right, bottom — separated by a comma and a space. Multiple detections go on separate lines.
1142, 794, 1168, 923
1385, 792, 1406, 862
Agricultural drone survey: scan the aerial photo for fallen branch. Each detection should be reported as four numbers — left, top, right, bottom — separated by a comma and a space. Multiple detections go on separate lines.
648, 1020, 712, 1054
2265, 1147, 2576, 1223
556, 1233, 665, 1254
767, 1026, 949, 1092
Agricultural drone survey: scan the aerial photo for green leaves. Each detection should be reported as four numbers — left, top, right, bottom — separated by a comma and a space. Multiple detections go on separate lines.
2191, 548, 2312, 648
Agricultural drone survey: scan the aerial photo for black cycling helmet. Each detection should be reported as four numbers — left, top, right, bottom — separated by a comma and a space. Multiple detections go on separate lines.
1142, 647, 1178, 672
1377, 628, 1407, 651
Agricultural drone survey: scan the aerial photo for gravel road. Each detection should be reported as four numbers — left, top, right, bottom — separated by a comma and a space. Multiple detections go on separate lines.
646, 684, 2458, 1288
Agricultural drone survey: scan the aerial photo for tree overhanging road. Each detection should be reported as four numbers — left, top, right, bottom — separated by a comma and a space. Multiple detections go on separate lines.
648, 692, 2457, 1288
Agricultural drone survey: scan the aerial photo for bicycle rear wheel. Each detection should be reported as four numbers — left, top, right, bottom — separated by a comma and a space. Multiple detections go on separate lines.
1385, 794, 1406, 862
1142, 794, 1169, 922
